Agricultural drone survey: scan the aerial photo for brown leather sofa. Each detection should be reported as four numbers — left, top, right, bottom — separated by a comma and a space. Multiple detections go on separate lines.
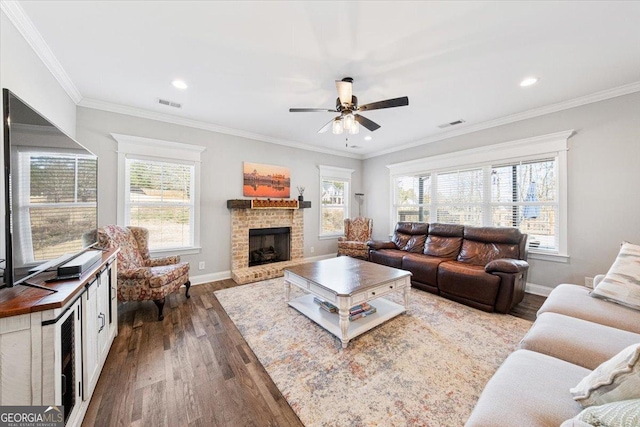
368, 222, 529, 313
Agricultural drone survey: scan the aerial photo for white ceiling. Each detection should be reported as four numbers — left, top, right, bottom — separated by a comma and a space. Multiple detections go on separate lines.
11, 1, 640, 158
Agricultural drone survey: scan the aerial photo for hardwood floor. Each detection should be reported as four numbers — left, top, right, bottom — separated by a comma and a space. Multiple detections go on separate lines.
83, 280, 545, 427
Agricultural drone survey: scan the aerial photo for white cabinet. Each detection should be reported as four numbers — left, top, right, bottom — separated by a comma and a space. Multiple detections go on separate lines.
0, 251, 118, 426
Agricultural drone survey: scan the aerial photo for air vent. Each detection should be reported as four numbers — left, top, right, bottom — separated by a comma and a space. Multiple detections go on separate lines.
158, 98, 182, 109
437, 119, 466, 129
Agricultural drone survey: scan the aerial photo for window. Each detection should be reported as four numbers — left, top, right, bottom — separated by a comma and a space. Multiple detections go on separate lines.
125, 158, 194, 250
388, 131, 571, 259
318, 165, 354, 238
394, 175, 431, 223
113, 134, 205, 254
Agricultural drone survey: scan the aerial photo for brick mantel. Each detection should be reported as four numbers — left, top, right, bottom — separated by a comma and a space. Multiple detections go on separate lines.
230, 207, 305, 284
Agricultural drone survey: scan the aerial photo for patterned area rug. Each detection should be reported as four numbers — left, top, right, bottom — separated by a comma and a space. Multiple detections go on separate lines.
215, 278, 532, 426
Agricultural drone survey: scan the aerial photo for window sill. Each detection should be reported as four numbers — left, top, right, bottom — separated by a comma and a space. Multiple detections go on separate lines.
528, 251, 570, 263
150, 246, 202, 258
318, 235, 343, 241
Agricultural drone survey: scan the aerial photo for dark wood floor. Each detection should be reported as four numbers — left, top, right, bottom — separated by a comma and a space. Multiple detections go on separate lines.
83, 280, 545, 426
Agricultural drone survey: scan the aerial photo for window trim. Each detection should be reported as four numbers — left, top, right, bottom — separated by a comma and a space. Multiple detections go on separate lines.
112, 133, 206, 255
387, 130, 573, 260
318, 165, 354, 238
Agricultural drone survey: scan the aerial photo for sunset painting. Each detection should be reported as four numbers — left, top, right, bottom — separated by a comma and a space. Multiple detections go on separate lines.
243, 162, 291, 198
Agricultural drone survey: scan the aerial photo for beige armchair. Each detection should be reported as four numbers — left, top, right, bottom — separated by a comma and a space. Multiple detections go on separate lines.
337, 217, 373, 259
97, 225, 190, 321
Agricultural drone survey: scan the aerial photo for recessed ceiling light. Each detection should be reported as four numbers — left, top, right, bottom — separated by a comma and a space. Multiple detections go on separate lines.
364, 136, 372, 141
172, 79, 188, 89
520, 77, 539, 87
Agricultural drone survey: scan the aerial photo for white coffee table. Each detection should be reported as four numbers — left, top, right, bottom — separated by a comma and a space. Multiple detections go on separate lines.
284, 257, 411, 348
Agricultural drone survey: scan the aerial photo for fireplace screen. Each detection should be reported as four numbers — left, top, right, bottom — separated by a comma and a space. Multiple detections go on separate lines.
248, 227, 291, 267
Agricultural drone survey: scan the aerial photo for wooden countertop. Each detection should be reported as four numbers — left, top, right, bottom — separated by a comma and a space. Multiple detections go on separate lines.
0, 248, 118, 318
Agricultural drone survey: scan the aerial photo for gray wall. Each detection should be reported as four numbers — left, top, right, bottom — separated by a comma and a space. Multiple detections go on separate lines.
1, 10, 77, 264
363, 92, 640, 289
76, 107, 363, 278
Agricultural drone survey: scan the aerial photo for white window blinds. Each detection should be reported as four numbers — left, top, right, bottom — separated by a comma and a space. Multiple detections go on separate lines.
125, 158, 195, 250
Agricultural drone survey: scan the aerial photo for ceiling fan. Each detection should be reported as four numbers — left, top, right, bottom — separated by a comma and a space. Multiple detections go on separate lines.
289, 77, 409, 135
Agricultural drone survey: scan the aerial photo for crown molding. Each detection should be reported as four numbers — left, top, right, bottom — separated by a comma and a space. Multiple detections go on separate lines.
364, 81, 640, 159
1, 0, 83, 103
78, 98, 362, 159
386, 129, 574, 175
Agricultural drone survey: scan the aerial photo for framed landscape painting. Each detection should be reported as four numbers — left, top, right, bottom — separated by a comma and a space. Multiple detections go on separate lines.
243, 162, 291, 198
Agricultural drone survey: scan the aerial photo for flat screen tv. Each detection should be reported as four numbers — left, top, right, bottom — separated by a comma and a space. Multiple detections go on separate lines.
2, 89, 98, 288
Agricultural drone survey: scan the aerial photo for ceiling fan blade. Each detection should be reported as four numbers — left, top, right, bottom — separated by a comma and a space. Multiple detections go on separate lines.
358, 96, 409, 112
318, 117, 338, 133
335, 80, 353, 106
354, 114, 381, 131
289, 108, 336, 112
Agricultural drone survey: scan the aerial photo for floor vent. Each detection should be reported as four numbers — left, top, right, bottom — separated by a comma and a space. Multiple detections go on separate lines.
438, 119, 466, 129
158, 98, 182, 108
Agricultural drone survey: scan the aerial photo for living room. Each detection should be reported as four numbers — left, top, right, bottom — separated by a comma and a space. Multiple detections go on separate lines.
1, 1, 639, 426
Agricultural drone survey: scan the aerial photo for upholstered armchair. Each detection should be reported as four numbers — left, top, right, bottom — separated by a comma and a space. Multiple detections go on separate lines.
97, 225, 191, 321
337, 217, 373, 259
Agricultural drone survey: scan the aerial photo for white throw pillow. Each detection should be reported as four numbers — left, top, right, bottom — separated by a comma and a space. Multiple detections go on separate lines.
576, 399, 640, 427
570, 344, 640, 407
591, 242, 640, 311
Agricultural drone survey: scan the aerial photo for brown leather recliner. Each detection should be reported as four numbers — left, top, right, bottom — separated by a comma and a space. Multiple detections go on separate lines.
368, 222, 529, 313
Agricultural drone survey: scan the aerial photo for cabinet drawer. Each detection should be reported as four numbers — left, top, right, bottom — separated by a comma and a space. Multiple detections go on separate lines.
308, 283, 335, 301
366, 282, 396, 299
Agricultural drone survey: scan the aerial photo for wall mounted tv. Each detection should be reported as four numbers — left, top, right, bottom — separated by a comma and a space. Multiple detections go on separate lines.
2, 89, 98, 288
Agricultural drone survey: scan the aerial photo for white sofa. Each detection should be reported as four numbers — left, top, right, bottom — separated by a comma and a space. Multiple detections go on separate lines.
466, 279, 640, 427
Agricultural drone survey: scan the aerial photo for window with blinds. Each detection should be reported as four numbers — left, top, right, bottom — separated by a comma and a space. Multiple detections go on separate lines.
17, 153, 97, 261
436, 168, 484, 226
392, 158, 559, 252
393, 175, 431, 223
491, 159, 557, 250
320, 178, 349, 236
125, 158, 195, 250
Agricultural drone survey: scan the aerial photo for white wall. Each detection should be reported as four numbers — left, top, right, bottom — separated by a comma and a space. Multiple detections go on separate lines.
1, 10, 77, 268
76, 107, 362, 278
363, 92, 640, 290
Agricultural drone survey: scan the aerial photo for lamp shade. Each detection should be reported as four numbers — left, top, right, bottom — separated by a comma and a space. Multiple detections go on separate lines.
332, 118, 344, 134
343, 113, 355, 130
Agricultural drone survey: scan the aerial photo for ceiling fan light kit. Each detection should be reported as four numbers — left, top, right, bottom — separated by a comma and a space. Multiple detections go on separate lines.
289, 77, 409, 136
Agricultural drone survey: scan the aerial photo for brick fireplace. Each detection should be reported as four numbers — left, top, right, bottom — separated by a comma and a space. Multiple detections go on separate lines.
230, 205, 305, 284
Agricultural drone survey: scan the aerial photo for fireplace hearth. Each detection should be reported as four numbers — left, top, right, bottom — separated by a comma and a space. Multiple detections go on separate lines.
248, 227, 291, 267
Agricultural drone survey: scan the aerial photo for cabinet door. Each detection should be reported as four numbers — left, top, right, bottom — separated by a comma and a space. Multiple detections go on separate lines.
97, 269, 110, 357
82, 279, 99, 398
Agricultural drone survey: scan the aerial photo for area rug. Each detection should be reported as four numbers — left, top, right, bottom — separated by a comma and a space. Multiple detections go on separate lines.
215, 278, 532, 426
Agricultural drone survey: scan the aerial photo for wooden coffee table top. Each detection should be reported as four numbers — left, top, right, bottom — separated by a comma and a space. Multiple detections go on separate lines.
285, 257, 411, 296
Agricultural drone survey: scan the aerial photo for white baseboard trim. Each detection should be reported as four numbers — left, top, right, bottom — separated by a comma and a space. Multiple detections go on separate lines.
189, 270, 232, 286
187, 254, 336, 286
525, 282, 554, 297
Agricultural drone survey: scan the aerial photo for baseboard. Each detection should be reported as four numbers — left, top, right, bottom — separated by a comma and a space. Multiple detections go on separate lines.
189, 271, 232, 286
188, 254, 336, 286
525, 282, 553, 297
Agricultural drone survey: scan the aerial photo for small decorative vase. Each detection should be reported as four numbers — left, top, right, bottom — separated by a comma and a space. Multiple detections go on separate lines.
298, 195, 304, 202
